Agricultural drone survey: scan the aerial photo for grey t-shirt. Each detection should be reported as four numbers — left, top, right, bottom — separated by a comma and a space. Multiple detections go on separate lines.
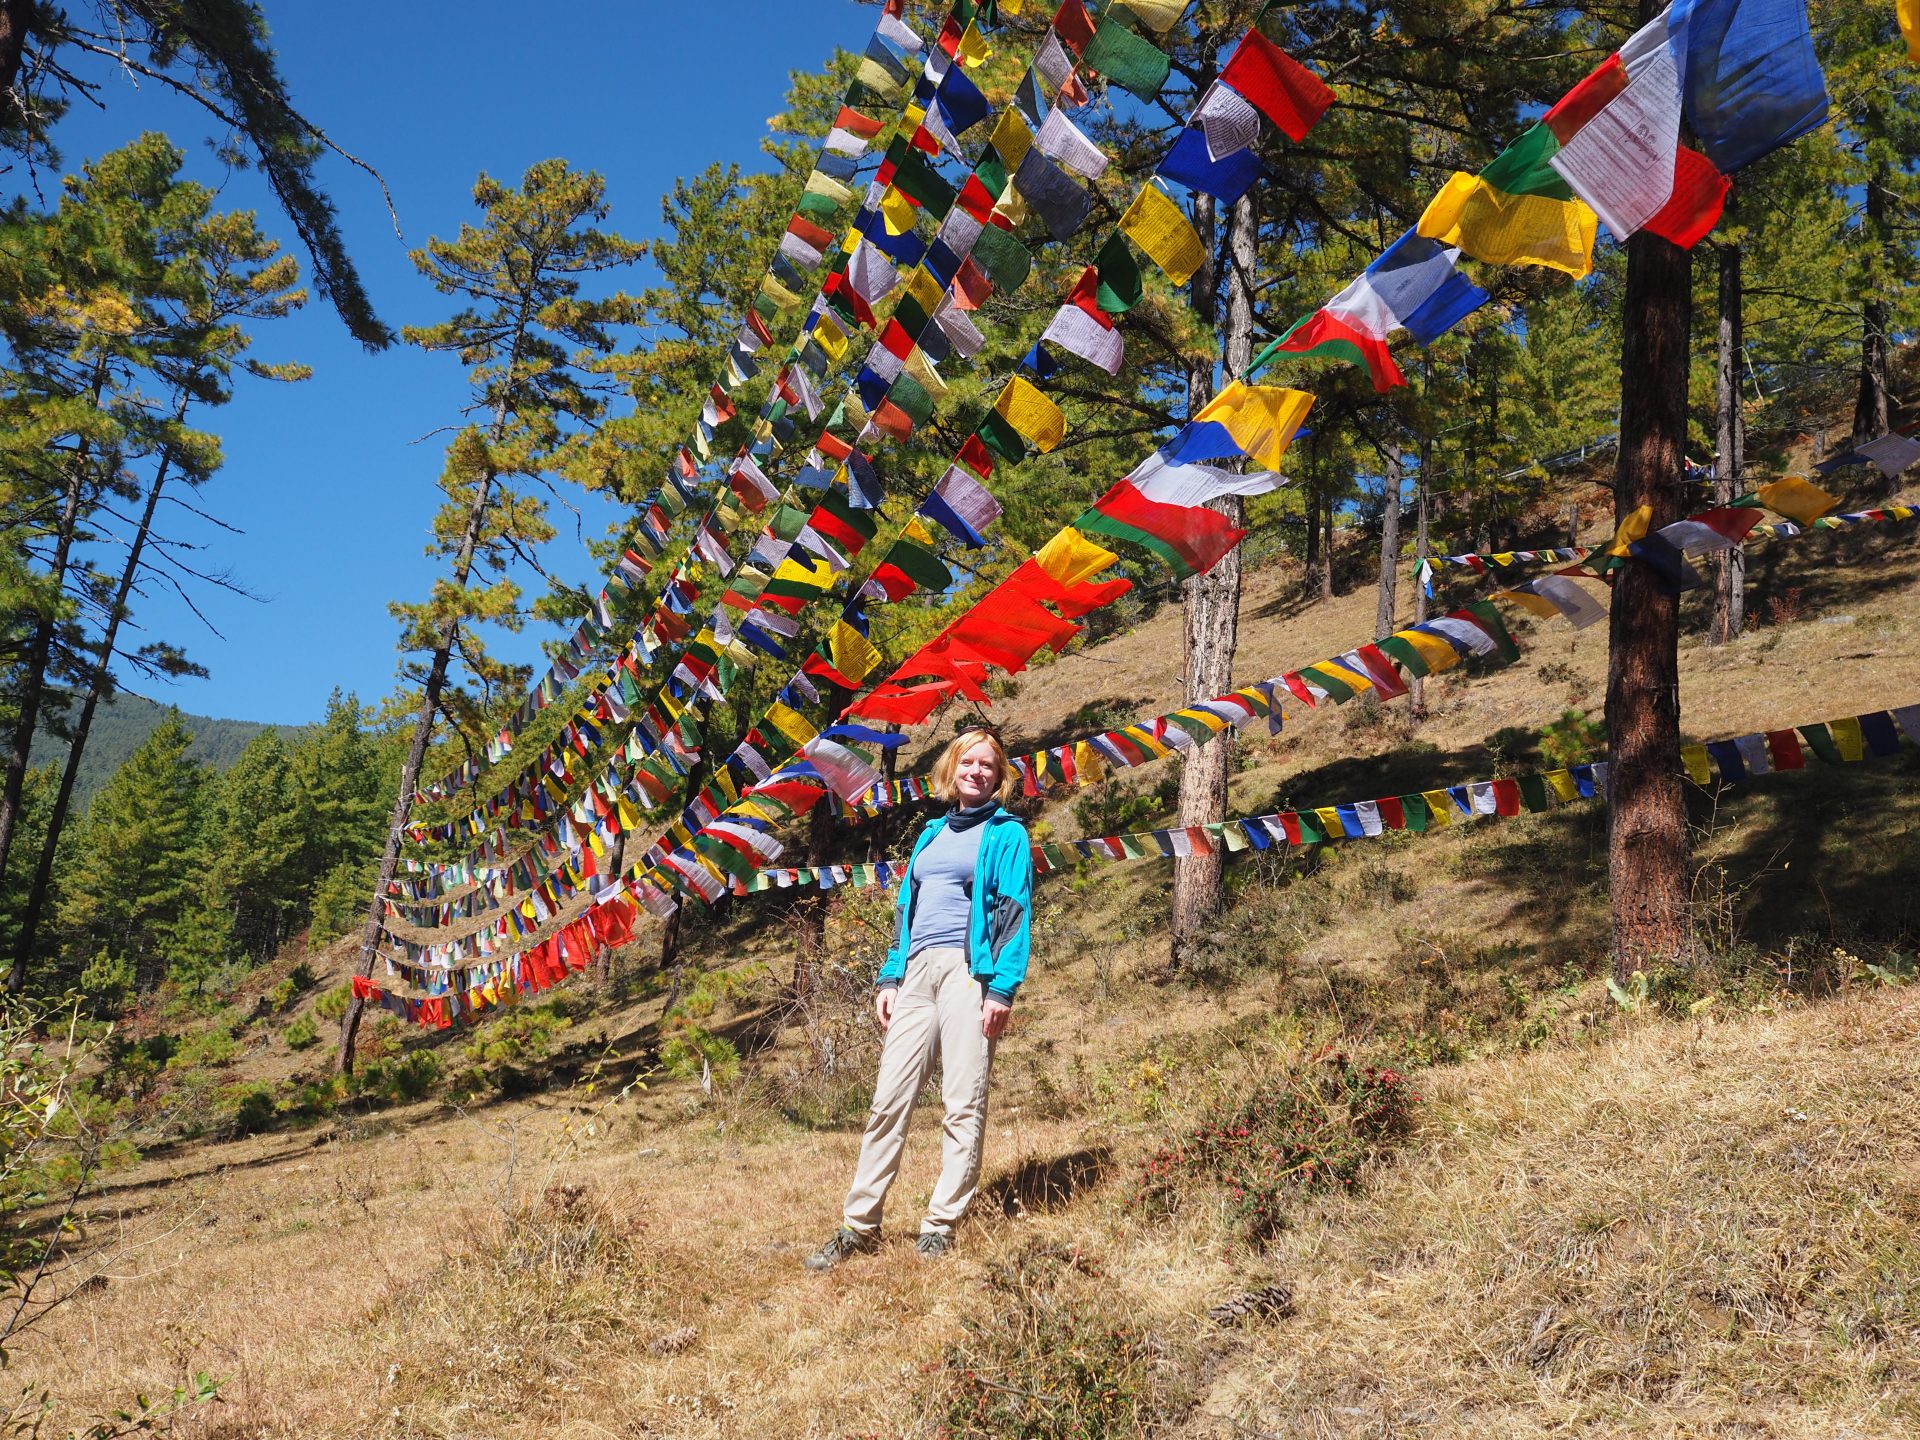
908, 819, 987, 957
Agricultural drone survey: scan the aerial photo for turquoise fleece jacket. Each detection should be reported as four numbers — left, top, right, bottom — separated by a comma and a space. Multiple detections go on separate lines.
878, 807, 1033, 1005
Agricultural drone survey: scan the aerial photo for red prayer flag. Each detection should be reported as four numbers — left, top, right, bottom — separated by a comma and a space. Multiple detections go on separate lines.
957, 433, 995, 478
1218, 29, 1335, 142
1084, 480, 1247, 577
1641, 147, 1730, 250
1053, 0, 1097, 55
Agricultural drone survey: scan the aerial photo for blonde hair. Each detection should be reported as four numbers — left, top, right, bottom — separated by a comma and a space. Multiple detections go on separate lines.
929, 728, 1014, 806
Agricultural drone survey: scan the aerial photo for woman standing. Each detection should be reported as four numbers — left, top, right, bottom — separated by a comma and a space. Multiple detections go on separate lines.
805, 728, 1033, 1268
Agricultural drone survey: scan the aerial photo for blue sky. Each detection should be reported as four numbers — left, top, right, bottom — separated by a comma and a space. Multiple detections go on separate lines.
50, 0, 877, 725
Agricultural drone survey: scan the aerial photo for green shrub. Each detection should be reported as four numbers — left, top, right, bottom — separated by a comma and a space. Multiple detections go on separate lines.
220, 1082, 277, 1136
462, 1001, 572, 1070
1137, 1052, 1419, 1246
314, 984, 351, 1021
1072, 778, 1161, 837
659, 1023, 739, 1087
283, 1014, 320, 1050
385, 1050, 439, 1101
1539, 707, 1606, 769
168, 1022, 240, 1070
79, 948, 137, 1019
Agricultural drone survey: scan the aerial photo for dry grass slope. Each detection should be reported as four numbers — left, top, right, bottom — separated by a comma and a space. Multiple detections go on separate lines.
12, 469, 1920, 1438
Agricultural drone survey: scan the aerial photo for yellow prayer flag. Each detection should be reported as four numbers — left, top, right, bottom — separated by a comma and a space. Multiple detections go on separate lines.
994, 376, 1066, 452
904, 515, 936, 545
1544, 769, 1580, 804
999, 0, 1025, 13
1830, 715, 1865, 761
1608, 503, 1653, 557
1191, 382, 1314, 469
881, 185, 918, 237
855, 56, 903, 93
1315, 806, 1347, 839
1680, 744, 1712, 787
1174, 709, 1231, 733
904, 264, 945, 317
1903, 0, 1920, 59
989, 107, 1034, 171
1034, 527, 1119, 588
1120, 726, 1171, 759
760, 274, 802, 310
766, 702, 818, 749
615, 793, 641, 831
1118, 0, 1187, 29
772, 555, 835, 591
1417, 172, 1597, 279
1756, 476, 1839, 525
903, 346, 947, 399
1394, 628, 1462, 674
814, 313, 849, 363
1422, 790, 1453, 828
1119, 182, 1205, 285
1495, 588, 1561, 620
1315, 659, 1373, 693
956, 19, 991, 66
828, 619, 884, 685
1073, 740, 1106, 784
1219, 822, 1249, 853
804, 169, 852, 206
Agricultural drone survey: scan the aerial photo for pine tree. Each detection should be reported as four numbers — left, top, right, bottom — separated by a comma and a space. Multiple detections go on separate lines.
337, 162, 644, 1072
56, 711, 208, 998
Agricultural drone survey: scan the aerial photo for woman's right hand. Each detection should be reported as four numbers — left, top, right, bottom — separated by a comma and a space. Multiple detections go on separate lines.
874, 987, 895, 1030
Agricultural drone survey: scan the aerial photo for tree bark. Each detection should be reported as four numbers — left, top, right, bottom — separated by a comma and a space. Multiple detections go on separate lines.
1168, 187, 1255, 969
335, 471, 495, 1074
1319, 491, 1336, 599
10, 396, 189, 992
1852, 167, 1892, 464
1709, 237, 1745, 647
1605, 214, 1693, 979
1375, 450, 1401, 640
0, 0, 33, 128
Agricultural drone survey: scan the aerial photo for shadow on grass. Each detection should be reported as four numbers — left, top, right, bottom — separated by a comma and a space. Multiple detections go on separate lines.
979, 1145, 1112, 1219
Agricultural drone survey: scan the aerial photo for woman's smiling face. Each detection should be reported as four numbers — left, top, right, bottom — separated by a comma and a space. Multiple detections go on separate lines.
953, 738, 1002, 807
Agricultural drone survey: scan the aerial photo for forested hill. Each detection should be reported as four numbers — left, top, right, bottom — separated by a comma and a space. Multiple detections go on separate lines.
31, 693, 308, 808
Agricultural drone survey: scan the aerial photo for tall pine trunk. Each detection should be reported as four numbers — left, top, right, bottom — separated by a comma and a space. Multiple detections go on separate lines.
1375, 450, 1401, 640
1852, 167, 1892, 463
1605, 208, 1693, 978
10, 396, 189, 992
335, 468, 495, 1073
1168, 188, 1255, 969
1710, 237, 1745, 647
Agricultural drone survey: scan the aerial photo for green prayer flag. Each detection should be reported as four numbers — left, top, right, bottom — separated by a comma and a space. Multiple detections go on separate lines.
886, 538, 952, 591
887, 372, 934, 428
795, 191, 841, 222
1118, 833, 1148, 859
1293, 811, 1326, 844
1798, 723, 1843, 764
1083, 15, 1171, 100
888, 147, 955, 215
977, 410, 1030, 464
1095, 231, 1143, 314
1517, 773, 1551, 813
892, 292, 931, 340
970, 224, 1032, 292
1401, 794, 1431, 833
1374, 634, 1431, 679
1463, 599, 1522, 662
973, 153, 1009, 202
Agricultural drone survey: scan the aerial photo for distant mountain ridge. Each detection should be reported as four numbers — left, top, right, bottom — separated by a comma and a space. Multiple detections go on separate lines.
31, 693, 310, 809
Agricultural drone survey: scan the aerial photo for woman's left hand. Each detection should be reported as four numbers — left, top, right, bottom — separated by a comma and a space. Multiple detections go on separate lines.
981, 997, 1011, 1039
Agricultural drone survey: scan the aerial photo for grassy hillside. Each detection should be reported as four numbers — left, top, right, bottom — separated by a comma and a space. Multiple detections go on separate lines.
29, 691, 308, 806
10, 465, 1920, 1438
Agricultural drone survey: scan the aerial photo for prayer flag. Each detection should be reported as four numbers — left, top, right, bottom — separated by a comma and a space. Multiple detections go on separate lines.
1078, 480, 1247, 578
1418, 124, 1599, 278
1042, 300, 1125, 374
1082, 14, 1171, 99
1217, 27, 1334, 142
1756, 476, 1838, 525
1126, 449, 1285, 508
1189, 382, 1314, 469
994, 376, 1067, 451
1119, 182, 1206, 284
1158, 123, 1259, 203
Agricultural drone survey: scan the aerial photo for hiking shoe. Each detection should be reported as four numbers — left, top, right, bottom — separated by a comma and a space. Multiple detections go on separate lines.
803, 1226, 876, 1272
914, 1231, 953, 1259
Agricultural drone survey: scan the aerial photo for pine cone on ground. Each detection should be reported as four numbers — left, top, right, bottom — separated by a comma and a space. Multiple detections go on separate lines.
648, 1325, 699, 1355
1207, 1283, 1295, 1327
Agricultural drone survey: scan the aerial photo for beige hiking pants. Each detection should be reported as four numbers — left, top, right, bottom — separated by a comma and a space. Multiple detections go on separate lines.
842, 945, 996, 1238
